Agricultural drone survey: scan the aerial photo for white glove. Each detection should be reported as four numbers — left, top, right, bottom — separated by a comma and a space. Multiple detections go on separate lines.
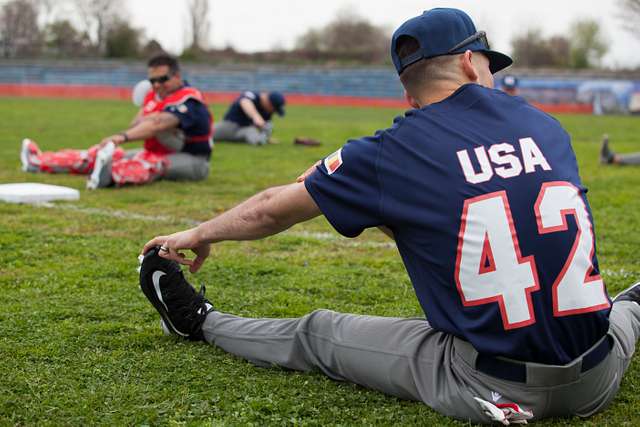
474, 397, 533, 425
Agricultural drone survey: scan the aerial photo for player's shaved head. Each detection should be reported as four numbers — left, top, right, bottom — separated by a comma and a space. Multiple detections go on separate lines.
400, 56, 459, 97
396, 35, 459, 97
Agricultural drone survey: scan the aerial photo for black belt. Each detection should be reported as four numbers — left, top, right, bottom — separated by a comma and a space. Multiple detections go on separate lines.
476, 335, 613, 383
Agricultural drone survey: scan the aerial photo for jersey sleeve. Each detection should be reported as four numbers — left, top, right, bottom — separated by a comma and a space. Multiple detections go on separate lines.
304, 134, 383, 237
164, 99, 210, 137
240, 91, 257, 101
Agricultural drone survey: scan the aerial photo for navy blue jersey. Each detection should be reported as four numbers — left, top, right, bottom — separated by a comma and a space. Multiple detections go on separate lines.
165, 98, 213, 157
223, 91, 272, 126
305, 83, 610, 365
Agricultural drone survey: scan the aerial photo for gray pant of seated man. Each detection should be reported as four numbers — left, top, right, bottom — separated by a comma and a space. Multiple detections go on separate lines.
202, 300, 640, 423
214, 120, 272, 145
163, 153, 210, 181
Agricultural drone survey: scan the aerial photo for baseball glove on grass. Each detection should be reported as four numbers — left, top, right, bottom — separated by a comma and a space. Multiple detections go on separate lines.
294, 137, 322, 146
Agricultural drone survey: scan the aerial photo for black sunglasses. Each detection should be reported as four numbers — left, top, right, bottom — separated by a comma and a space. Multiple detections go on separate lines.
148, 73, 173, 84
447, 30, 490, 53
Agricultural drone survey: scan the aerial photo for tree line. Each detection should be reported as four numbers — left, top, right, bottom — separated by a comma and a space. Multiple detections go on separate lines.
1, 0, 638, 69
0, 0, 210, 59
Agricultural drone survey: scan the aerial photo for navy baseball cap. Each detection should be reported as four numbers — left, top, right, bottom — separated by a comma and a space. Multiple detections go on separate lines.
391, 8, 512, 75
268, 91, 286, 116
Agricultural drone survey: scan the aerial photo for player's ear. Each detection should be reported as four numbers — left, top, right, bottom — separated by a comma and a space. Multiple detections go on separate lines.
460, 50, 479, 83
404, 90, 420, 109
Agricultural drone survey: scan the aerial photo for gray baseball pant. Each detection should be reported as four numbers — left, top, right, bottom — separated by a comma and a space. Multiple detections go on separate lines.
122, 148, 210, 180
617, 152, 640, 165
123, 149, 210, 181
214, 120, 271, 145
163, 153, 210, 181
201, 298, 640, 423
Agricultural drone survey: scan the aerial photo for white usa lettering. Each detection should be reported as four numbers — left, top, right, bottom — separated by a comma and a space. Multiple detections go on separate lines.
457, 137, 551, 184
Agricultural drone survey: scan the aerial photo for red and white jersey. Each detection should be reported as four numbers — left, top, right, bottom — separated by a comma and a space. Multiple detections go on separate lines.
142, 86, 213, 156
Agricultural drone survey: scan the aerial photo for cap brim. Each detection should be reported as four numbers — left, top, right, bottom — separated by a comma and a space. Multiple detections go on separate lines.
276, 108, 285, 116
483, 50, 513, 74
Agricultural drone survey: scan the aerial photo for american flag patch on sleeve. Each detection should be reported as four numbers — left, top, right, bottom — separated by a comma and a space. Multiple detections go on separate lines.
324, 148, 343, 175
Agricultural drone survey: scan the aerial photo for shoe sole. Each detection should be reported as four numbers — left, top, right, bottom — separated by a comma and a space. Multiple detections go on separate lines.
20, 139, 31, 172
612, 281, 640, 303
160, 319, 171, 335
87, 142, 114, 190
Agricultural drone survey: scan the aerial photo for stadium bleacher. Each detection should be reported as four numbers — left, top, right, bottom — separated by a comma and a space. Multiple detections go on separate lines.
1, 61, 639, 114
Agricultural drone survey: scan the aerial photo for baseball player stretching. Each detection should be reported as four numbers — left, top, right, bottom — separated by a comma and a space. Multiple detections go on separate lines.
214, 91, 286, 146
139, 9, 640, 424
20, 54, 213, 189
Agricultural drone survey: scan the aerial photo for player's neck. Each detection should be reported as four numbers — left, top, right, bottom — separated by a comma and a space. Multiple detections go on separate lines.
160, 82, 184, 99
415, 80, 476, 107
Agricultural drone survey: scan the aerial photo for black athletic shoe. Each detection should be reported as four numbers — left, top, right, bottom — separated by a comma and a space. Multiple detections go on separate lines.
139, 246, 213, 341
600, 134, 615, 165
613, 282, 640, 305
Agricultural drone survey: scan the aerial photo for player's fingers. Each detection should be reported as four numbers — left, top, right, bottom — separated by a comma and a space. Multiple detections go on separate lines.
297, 169, 313, 182
160, 246, 194, 267
296, 160, 321, 182
296, 171, 310, 182
189, 255, 207, 273
142, 236, 168, 255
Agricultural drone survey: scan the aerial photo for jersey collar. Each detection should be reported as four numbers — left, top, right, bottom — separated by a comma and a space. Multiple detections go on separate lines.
421, 83, 486, 113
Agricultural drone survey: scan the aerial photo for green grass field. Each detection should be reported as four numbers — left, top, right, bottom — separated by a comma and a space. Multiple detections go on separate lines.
1, 97, 639, 426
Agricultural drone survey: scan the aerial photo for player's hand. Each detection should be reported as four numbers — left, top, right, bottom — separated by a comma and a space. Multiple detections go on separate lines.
253, 116, 266, 129
296, 160, 321, 182
99, 134, 126, 147
98, 137, 113, 148
142, 228, 211, 273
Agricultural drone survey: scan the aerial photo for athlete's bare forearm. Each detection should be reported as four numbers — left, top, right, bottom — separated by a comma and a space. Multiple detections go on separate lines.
239, 98, 265, 128
102, 112, 180, 146
143, 182, 321, 272
195, 182, 320, 244
126, 112, 179, 140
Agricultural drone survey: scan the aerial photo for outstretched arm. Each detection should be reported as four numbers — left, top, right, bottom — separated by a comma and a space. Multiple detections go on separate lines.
239, 98, 266, 129
142, 182, 321, 272
101, 112, 180, 146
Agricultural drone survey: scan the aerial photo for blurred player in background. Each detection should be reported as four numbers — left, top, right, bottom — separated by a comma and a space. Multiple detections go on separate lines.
600, 134, 640, 166
214, 91, 285, 145
501, 74, 519, 95
20, 54, 213, 189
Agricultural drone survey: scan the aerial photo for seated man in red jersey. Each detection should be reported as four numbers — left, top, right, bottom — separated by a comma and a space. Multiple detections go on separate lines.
20, 54, 213, 189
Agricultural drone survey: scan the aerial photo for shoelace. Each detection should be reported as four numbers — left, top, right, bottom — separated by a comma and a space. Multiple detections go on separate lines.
181, 287, 211, 333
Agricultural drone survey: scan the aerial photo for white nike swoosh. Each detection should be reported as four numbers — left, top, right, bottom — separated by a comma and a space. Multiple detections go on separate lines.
151, 270, 189, 337
152, 271, 168, 312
